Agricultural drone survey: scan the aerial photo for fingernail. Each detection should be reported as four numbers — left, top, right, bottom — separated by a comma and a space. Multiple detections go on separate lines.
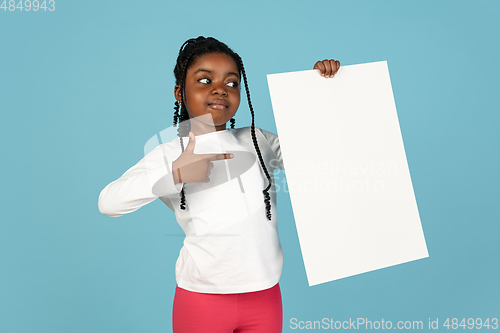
230, 153, 234, 158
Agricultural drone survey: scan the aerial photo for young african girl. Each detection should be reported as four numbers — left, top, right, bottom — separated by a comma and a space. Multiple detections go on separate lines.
98, 36, 340, 333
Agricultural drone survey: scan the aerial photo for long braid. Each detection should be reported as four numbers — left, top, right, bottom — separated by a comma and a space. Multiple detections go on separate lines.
237, 56, 273, 220
173, 101, 180, 125
172, 36, 273, 219
176, 52, 194, 210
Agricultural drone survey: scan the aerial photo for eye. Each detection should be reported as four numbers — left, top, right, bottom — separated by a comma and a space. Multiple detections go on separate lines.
198, 78, 211, 84
227, 81, 239, 88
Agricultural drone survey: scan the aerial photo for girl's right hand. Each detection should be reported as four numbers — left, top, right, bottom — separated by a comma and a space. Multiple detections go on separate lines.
172, 132, 234, 184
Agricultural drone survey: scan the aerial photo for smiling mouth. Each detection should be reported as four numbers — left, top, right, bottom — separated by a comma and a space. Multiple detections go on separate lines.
208, 100, 228, 109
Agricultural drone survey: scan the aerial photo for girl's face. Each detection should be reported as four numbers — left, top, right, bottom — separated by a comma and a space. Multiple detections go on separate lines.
175, 52, 241, 134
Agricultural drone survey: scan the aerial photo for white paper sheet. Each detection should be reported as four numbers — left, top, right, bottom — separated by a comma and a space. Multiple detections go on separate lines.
267, 61, 428, 286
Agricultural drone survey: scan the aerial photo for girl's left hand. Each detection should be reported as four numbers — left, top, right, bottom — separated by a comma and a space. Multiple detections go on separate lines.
313, 59, 340, 78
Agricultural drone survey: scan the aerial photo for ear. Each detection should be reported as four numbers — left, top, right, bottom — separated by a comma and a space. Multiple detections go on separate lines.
174, 85, 181, 102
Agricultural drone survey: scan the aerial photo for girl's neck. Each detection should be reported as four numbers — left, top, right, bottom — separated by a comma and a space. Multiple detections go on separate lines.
189, 119, 228, 136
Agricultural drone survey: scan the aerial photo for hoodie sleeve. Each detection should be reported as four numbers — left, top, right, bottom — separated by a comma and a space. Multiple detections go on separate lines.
98, 145, 184, 217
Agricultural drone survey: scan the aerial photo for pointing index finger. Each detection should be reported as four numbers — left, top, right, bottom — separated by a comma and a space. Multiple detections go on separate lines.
206, 153, 234, 161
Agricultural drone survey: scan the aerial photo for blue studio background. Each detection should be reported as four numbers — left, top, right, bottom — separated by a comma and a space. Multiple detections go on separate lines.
1, 1, 499, 332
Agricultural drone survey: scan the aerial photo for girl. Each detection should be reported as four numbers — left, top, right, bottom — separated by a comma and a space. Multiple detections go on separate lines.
98, 36, 340, 333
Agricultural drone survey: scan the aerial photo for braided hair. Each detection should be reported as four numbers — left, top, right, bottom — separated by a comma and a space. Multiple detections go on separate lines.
172, 36, 273, 220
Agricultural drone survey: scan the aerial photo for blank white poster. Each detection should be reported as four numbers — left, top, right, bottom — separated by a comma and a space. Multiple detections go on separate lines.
267, 61, 428, 286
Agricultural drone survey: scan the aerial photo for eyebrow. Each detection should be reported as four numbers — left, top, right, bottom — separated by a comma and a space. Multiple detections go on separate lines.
193, 69, 240, 78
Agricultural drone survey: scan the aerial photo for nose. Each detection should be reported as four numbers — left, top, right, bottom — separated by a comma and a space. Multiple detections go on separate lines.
211, 81, 227, 96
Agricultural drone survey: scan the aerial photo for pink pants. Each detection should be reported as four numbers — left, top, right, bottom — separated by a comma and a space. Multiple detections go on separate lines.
172, 283, 283, 333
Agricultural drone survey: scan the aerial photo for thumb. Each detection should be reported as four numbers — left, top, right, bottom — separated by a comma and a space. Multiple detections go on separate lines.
184, 132, 196, 153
